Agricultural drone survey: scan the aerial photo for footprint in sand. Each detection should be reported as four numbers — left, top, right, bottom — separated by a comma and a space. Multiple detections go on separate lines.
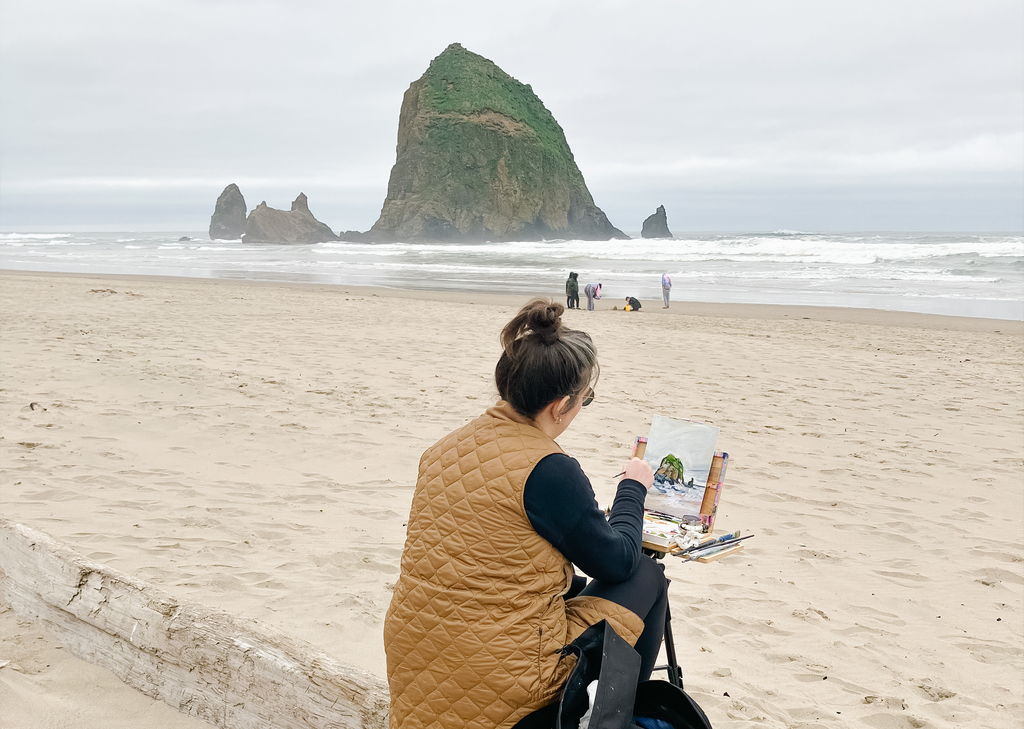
972, 566, 1024, 586
862, 695, 908, 710
914, 679, 956, 701
845, 604, 907, 626
860, 712, 929, 728
948, 636, 1022, 663
834, 624, 888, 637
22, 488, 86, 502
873, 570, 929, 583
791, 608, 829, 621
351, 507, 403, 520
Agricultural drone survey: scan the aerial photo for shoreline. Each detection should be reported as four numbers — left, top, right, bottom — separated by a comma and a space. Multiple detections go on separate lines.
3, 269, 1018, 334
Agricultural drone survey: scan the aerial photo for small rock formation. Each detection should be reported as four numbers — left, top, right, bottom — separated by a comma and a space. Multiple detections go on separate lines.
369, 43, 626, 242
209, 184, 247, 240
641, 205, 672, 239
242, 194, 340, 244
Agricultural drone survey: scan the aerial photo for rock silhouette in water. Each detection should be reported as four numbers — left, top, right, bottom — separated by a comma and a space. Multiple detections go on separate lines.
242, 194, 339, 244
641, 205, 672, 239
370, 43, 626, 242
209, 184, 247, 240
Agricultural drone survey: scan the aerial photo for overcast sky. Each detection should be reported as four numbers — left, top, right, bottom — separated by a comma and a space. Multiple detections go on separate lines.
1, 0, 1021, 232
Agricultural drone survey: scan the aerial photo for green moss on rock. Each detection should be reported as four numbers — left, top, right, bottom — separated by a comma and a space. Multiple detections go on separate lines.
370, 43, 626, 242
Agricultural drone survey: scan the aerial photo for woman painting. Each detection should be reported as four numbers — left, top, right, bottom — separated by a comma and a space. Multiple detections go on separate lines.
384, 299, 668, 729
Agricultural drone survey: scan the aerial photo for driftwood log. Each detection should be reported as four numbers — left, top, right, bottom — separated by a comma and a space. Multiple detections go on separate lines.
0, 519, 389, 729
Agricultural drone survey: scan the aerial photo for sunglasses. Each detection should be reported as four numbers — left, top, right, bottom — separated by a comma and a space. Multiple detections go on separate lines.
581, 387, 595, 407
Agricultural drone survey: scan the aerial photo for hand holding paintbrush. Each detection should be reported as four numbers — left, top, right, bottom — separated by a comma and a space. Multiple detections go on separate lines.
613, 457, 654, 490
613, 436, 650, 483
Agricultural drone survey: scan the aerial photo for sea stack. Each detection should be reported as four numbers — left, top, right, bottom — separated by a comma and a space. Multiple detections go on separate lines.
369, 43, 626, 242
641, 205, 672, 239
242, 194, 340, 244
209, 184, 247, 240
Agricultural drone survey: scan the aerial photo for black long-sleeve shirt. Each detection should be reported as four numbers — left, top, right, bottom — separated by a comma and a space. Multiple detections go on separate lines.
523, 453, 647, 586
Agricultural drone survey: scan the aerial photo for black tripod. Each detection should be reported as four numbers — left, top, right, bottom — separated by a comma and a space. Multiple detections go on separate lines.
642, 546, 683, 689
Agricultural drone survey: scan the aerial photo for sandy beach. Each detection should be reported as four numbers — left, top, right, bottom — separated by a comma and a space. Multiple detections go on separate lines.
1, 270, 1021, 728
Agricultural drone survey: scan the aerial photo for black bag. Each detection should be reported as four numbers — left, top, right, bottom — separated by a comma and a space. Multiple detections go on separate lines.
556, 620, 642, 729
513, 621, 714, 729
632, 680, 713, 729
511, 620, 640, 729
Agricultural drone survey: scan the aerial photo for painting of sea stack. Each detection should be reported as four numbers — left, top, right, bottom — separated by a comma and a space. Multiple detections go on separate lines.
642, 416, 720, 522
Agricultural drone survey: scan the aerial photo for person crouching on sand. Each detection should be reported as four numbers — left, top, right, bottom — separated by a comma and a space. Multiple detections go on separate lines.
383, 299, 666, 729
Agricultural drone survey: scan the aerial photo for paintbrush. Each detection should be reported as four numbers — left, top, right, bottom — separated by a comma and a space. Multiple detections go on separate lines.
613, 437, 649, 479
678, 530, 741, 553
677, 534, 754, 559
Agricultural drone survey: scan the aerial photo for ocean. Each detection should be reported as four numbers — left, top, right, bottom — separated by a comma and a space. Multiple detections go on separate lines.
2, 231, 1022, 320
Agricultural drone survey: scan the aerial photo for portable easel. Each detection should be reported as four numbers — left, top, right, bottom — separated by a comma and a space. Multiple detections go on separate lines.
640, 451, 732, 690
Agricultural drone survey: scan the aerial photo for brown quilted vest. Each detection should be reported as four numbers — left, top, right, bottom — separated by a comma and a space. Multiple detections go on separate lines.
383, 401, 644, 729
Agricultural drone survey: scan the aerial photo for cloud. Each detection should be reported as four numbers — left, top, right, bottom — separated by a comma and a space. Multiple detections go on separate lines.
0, 174, 385, 192
1, 0, 1021, 230
582, 132, 1024, 184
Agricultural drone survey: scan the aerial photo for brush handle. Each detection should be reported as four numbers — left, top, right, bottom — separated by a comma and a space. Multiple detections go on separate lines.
680, 530, 740, 553
679, 534, 754, 559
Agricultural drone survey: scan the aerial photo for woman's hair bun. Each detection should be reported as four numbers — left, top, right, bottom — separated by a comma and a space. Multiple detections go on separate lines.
501, 298, 563, 352
524, 301, 562, 344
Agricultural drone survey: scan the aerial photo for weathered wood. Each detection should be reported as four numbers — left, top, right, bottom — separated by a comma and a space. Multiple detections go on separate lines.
0, 519, 389, 729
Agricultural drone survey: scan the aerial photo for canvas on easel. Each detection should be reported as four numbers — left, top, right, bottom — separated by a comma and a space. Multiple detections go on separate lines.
637, 416, 725, 532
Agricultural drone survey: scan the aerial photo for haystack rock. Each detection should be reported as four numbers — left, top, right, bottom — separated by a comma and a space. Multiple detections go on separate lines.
242, 194, 340, 244
369, 43, 627, 242
641, 205, 672, 239
209, 183, 247, 240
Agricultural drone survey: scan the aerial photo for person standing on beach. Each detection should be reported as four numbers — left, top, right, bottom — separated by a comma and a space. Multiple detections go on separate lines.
565, 271, 580, 309
661, 272, 672, 309
584, 282, 602, 311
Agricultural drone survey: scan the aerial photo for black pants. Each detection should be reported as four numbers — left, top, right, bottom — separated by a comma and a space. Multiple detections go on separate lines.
569, 557, 669, 681
567, 295, 579, 309
512, 560, 669, 729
